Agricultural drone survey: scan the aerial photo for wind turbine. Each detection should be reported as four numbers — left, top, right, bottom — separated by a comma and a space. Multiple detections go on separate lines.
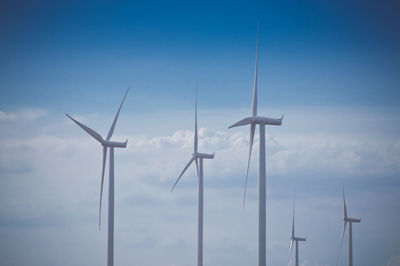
336, 187, 361, 266
228, 26, 283, 266
171, 86, 214, 266
66, 88, 129, 266
287, 202, 306, 266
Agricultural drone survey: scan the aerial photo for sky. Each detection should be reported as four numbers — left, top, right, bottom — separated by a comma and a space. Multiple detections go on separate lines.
0, 0, 400, 266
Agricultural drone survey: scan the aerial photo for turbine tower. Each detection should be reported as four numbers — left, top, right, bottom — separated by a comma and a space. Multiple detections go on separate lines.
336, 187, 361, 266
287, 202, 306, 266
228, 26, 283, 266
171, 86, 214, 266
66, 88, 129, 266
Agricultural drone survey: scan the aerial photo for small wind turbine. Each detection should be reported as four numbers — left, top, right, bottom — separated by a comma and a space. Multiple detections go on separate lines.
336, 187, 361, 266
228, 25, 283, 266
287, 202, 306, 266
66, 88, 129, 266
171, 86, 214, 266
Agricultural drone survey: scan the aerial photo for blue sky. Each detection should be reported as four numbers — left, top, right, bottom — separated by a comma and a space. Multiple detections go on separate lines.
0, 1, 400, 266
1, 0, 399, 110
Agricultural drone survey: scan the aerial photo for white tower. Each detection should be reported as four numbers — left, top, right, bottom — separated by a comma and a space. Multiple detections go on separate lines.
336, 187, 361, 266
171, 87, 215, 266
66, 88, 129, 266
228, 26, 283, 266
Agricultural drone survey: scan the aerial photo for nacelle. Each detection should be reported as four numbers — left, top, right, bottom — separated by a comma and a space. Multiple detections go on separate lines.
229, 115, 283, 128
255, 115, 283, 126
345, 217, 361, 223
104, 140, 128, 148
193, 152, 215, 159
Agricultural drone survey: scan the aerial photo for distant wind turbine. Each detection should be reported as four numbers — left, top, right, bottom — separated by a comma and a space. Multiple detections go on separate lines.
336, 187, 361, 266
287, 201, 306, 266
171, 86, 215, 266
66, 88, 129, 266
228, 25, 283, 266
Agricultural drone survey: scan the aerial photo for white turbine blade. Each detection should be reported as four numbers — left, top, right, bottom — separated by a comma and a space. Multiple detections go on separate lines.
243, 123, 256, 207
106, 86, 130, 140
336, 222, 347, 266
194, 85, 198, 153
98, 146, 107, 231
195, 157, 200, 179
171, 156, 195, 191
292, 201, 295, 238
343, 186, 347, 219
251, 23, 260, 117
228, 117, 254, 129
288, 240, 293, 266
66, 114, 105, 144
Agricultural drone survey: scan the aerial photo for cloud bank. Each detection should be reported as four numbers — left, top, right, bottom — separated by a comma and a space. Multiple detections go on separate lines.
0, 109, 47, 122
0, 106, 399, 266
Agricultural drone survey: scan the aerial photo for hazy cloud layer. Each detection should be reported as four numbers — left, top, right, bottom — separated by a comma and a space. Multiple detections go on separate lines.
0, 109, 47, 122
0, 107, 399, 266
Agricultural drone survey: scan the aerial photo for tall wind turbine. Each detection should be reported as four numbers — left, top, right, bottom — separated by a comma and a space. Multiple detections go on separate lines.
228, 26, 283, 266
66, 88, 129, 266
336, 187, 361, 266
171, 87, 214, 266
287, 202, 306, 266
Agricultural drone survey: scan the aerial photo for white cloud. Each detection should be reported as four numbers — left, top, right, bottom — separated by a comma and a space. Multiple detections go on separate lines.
0, 109, 47, 122
3, 126, 399, 183
0, 106, 399, 266
147, 129, 193, 149
119, 125, 400, 184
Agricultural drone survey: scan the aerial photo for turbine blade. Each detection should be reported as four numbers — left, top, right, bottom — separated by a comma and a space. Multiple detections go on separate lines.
343, 186, 347, 219
66, 114, 105, 144
194, 84, 198, 153
292, 201, 295, 238
243, 123, 256, 208
99, 146, 107, 231
336, 222, 347, 266
195, 157, 200, 179
106, 86, 130, 141
251, 22, 260, 117
171, 156, 195, 191
228, 117, 253, 129
288, 240, 293, 266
